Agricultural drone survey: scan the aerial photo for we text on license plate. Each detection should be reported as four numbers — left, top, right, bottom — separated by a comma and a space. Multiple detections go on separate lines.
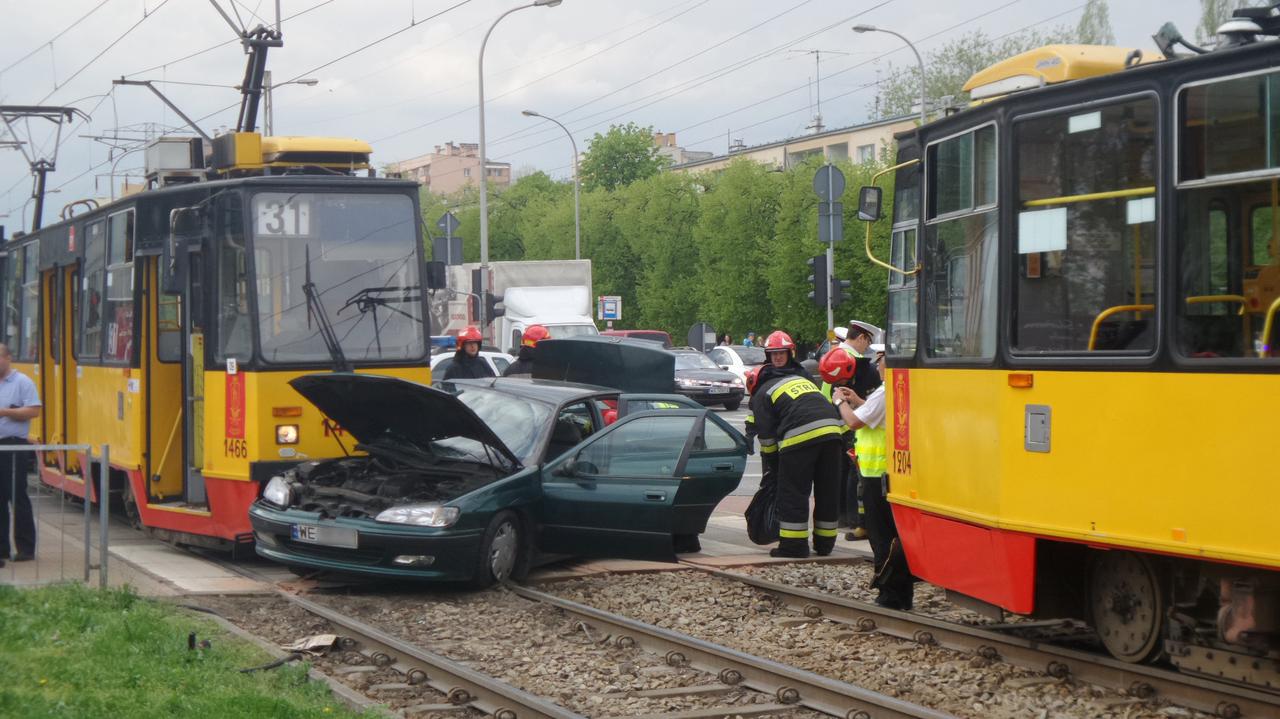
291, 524, 358, 549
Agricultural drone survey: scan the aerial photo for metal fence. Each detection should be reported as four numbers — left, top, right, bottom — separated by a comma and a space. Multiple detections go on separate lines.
2, 443, 112, 588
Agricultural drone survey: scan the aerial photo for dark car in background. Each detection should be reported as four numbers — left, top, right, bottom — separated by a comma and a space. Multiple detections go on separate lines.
249, 338, 747, 587
600, 329, 674, 348
671, 348, 745, 410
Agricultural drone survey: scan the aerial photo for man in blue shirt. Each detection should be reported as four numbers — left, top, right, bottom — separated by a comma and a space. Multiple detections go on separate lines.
0, 344, 41, 567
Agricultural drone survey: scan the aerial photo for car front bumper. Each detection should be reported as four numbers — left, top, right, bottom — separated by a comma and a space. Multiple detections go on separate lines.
249, 503, 485, 581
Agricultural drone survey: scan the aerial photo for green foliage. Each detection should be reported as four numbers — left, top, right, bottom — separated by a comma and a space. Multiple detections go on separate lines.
1076, 0, 1116, 45
0, 584, 369, 718
579, 122, 669, 192
869, 25, 1082, 119
614, 172, 702, 331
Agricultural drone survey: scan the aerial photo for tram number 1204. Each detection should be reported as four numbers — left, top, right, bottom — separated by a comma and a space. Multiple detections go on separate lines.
893, 450, 912, 475
224, 438, 248, 458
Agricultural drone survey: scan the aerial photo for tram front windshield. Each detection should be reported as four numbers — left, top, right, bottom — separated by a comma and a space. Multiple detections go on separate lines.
249, 192, 425, 364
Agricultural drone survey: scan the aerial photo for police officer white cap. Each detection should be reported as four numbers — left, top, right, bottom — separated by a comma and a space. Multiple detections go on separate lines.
847, 320, 883, 344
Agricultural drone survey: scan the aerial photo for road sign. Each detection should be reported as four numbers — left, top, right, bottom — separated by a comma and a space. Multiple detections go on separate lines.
598, 295, 622, 321
813, 164, 845, 201
687, 322, 716, 352
436, 211, 460, 235
817, 201, 843, 244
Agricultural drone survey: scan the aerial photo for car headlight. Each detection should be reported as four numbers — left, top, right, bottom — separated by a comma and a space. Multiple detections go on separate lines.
262, 475, 294, 508
729, 378, 744, 387
676, 378, 701, 388
375, 503, 460, 528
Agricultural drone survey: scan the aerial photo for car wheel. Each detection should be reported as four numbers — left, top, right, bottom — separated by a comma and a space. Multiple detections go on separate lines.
723, 398, 742, 411
471, 510, 527, 589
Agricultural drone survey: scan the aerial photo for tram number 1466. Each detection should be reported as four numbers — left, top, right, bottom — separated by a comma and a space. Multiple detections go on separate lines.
893, 450, 912, 475
224, 438, 248, 458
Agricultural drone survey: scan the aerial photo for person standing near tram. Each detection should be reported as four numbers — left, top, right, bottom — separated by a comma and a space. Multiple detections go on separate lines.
0, 344, 41, 567
750, 331, 845, 558
834, 344, 913, 610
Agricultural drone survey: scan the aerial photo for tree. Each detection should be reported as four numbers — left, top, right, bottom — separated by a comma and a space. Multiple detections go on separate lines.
1076, 0, 1115, 45
1196, 0, 1266, 44
579, 122, 668, 192
614, 172, 702, 333
870, 26, 1080, 119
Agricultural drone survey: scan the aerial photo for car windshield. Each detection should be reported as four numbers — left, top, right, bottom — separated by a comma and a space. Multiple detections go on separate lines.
251, 192, 426, 364
731, 346, 766, 364
675, 352, 719, 370
434, 385, 552, 465
548, 323, 599, 339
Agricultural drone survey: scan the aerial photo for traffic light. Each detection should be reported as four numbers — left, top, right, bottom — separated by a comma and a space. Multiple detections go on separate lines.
830, 276, 851, 307
807, 254, 828, 308
486, 291, 505, 320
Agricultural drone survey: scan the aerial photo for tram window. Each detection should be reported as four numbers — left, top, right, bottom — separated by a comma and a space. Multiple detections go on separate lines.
1249, 205, 1276, 267
931, 125, 995, 217
78, 220, 106, 361
1177, 180, 1280, 359
102, 211, 135, 364
1, 246, 22, 356
924, 212, 998, 358
1180, 71, 1280, 182
1012, 98, 1157, 354
887, 228, 918, 357
18, 243, 39, 362
215, 196, 252, 364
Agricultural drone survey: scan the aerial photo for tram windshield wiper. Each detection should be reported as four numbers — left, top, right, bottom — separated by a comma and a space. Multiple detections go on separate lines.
335, 285, 424, 358
302, 245, 352, 372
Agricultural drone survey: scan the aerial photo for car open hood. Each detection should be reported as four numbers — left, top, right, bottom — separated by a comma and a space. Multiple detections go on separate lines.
289, 373, 521, 468
533, 336, 675, 394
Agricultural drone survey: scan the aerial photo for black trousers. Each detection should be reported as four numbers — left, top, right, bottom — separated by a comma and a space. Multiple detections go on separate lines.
0, 437, 35, 558
861, 472, 913, 608
776, 438, 843, 553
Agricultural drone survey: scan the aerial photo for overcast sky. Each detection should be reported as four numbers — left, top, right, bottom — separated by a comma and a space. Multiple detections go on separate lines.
0, 0, 1204, 228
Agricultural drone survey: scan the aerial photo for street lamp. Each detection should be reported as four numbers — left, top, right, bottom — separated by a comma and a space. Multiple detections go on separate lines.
853, 24, 926, 125
262, 70, 320, 136
478, 0, 562, 325
522, 109, 580, 260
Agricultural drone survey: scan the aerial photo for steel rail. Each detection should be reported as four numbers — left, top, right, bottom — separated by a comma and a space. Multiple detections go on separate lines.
284, 592, 585, 719
509, 584, 957, 719
686, 565, 1278, 719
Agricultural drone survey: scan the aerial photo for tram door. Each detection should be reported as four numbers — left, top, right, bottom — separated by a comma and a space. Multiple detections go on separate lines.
180, 247, 207, 506
62, 267, 82, 479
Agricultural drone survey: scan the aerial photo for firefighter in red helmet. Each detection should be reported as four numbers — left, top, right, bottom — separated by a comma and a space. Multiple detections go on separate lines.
748, 330, 845, 557
503, 324, 549, 377
442, 326, 495, 380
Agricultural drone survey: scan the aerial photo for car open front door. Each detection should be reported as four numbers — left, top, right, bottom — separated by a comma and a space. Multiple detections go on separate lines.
673, 412, 747, 538
539, 409, 705, 560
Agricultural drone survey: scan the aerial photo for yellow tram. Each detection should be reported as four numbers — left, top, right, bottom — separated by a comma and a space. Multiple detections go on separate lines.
1, 132, 434, 551
860, 37, 1280, 686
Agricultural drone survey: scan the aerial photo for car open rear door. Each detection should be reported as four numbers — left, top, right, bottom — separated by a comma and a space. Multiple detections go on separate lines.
539, 410, 704, 560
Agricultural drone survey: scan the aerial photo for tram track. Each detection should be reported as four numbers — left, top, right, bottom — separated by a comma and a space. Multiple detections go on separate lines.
680, 563, 1278, 719
191, 549, 953, 718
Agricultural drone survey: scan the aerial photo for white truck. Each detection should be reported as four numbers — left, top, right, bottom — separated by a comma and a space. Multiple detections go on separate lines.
431, 260, 598, 354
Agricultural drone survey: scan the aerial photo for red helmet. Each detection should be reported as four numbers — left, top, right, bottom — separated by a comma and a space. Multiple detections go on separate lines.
764, 330, 795, 354
521, 324, 550, 348
745, 365, 764, 394
458, 326, 483, 344
819, 348, 856, 385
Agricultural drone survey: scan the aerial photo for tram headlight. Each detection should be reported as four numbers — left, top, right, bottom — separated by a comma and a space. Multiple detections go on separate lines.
375, 503, 460, 528
262, 475, 294, 508
276, 424, 300, 445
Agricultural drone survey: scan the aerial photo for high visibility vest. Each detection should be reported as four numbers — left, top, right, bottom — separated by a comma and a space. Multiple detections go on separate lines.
855, 424, 887, 477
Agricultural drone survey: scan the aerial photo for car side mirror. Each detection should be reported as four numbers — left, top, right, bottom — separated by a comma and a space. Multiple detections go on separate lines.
552, 460, 577, 478
857, 186, 882, 222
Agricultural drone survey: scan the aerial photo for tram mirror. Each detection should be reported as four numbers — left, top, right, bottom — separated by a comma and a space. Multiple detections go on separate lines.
857, 186, 883, 222
425, 260, 447, 290
163, 206, 201, 295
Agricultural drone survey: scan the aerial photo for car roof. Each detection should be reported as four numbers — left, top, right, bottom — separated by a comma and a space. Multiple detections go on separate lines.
442, 376, 614, 403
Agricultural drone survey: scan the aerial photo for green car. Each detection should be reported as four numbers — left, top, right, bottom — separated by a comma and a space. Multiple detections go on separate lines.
249, 337, 748, 586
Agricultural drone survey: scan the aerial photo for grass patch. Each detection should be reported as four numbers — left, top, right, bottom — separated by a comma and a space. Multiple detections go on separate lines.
0, 583, 373, 718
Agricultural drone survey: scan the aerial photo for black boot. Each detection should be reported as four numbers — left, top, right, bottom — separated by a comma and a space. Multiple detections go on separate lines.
770, 538, 809, 559
813, 536, 836, 556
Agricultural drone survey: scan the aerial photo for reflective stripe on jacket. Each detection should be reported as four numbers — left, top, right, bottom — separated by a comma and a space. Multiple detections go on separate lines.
750, 373, 844, 454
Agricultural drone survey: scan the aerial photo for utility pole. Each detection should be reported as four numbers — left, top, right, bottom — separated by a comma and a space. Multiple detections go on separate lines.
0, 105, 89, 231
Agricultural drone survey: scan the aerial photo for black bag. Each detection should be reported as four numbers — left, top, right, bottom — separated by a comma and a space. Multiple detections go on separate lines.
744, 471, 779, 545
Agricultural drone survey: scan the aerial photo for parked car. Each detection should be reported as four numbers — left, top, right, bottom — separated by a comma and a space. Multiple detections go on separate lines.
707, 344, 766, 387
670, 348, 745, 410
800, 339, 834, 377
430, 349, 511, 377
600, 329, 673, 348
249, 339, 747, 586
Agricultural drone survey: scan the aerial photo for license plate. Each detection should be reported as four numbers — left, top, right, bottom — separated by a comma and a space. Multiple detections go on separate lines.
290, 524, 358, 549
708, 387, 729, 394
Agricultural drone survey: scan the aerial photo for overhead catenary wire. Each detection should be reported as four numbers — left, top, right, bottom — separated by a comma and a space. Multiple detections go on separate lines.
37, 0, 176, 104
0, 0, 115, 78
